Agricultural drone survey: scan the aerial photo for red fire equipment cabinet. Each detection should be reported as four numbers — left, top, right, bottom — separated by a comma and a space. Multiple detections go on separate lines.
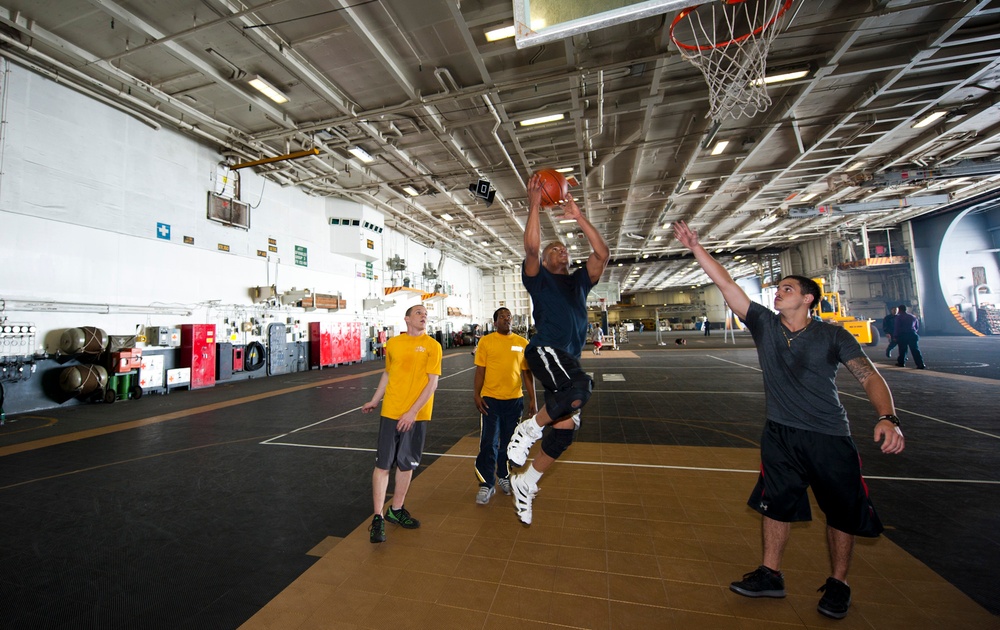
309, 322, 362, 368
179, 324, 217, 389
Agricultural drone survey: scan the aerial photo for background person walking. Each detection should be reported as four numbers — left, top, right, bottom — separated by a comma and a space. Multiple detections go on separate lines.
893, 304, 925, 369
883, 307, 898, 359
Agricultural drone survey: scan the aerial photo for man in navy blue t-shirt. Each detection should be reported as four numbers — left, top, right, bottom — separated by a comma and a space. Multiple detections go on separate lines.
506, 172, 610, 526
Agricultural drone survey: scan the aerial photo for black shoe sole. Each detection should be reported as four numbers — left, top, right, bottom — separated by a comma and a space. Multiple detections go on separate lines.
730, 585, 786, 598
385, 514, 420, 529
818, 605, 849, 619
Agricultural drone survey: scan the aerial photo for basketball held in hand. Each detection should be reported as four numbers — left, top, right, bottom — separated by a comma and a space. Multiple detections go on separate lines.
533, 169, 569, 207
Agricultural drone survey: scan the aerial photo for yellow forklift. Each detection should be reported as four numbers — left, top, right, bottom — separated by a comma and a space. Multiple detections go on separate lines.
812, 278, 880, 346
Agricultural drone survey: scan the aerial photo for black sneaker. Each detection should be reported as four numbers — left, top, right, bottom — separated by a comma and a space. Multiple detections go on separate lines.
730, 566, 786, 598
385, 506, 420, 529
817, 577, 851, 619
369, 514, 385, 543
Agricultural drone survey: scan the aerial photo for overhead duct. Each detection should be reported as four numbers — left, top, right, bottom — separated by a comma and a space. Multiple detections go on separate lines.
862, 159, 1000, 187
788, 194, 951, 218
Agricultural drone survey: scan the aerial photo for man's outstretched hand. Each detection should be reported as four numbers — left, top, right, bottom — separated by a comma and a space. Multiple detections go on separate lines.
673, 221, 700, 250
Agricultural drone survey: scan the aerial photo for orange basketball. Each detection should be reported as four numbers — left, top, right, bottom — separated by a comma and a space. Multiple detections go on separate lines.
533, 169, 569, 207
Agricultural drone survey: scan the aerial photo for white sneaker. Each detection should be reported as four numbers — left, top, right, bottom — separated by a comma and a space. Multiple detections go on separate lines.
507, 420, 543, 468
475, 485, 495, 505
497, 477, 512, 495
510, 474, 538, 525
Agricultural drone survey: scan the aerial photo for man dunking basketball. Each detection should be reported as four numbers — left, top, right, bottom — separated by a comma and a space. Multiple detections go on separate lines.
506, 172, 610, 525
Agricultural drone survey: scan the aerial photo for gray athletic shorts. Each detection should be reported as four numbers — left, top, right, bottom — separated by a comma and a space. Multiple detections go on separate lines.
375, 416, 427, 471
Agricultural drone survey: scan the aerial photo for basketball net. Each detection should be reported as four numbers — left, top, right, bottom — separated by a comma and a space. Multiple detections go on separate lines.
670, 0, 793, 121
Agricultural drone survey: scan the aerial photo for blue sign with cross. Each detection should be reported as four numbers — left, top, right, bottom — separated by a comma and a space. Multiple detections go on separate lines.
157, 222, 171, 240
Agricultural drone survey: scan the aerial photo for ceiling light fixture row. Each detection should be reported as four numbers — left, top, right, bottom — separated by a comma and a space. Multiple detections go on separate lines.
247, 75, 288, 104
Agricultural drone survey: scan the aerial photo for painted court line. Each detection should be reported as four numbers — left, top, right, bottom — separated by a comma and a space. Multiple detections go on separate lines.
839, 391, 1000, 440
261, 366, 475, 444
259, 440, 1000, 485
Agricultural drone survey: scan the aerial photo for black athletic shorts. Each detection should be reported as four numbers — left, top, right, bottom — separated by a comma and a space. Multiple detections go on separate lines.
375, 417, 427, 472
748, 420, 884, 537
524, 345, 591, 422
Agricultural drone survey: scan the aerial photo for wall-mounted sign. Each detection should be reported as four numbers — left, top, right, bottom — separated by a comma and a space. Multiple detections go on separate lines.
295, 245, 308, 267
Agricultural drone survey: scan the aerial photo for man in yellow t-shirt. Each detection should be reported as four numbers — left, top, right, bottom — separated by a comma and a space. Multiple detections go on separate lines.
361, 304, 442, 543
472, 307, 536, 504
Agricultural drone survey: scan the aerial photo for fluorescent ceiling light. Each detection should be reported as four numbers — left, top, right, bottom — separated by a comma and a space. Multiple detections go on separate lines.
800, 192, 818, 202
485, 25, 516, 42
710, 140, 729, 156
402, 185, 419, 196
913, 110, 947, 128
787, 235, 800, 241
846, 161, 865, 172
653, 235, 662, 241
661, 222, 671, 230
570, 245, 578, 250
688, 180, 702, 191
348, 146, 374, 163
743, 229, 765, 235
247, 75, 288, 104
642, 254, 649, 259
462, 228, 474, 236
519, 113, 565, 127
555, 167, 574, 173
752, 69, 810, 86
559, 219, 575, 224
485, 19, 545, 42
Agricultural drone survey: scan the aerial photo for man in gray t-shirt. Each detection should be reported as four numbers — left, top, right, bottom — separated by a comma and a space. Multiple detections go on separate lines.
674, 220, 905, 621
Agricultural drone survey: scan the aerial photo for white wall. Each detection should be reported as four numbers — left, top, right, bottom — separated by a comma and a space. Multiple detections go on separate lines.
0, 63, 482, 352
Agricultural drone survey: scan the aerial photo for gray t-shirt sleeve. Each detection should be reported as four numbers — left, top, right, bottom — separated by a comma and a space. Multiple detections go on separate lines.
744, 302, 858, 436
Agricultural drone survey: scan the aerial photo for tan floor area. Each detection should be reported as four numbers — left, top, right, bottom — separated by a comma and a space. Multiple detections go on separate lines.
240, 439, 995, 630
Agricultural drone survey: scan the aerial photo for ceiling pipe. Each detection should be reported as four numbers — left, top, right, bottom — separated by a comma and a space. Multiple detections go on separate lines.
86, 0, 295, 129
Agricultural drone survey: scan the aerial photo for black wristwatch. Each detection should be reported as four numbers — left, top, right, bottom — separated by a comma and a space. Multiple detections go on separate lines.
878, 414, 901, 427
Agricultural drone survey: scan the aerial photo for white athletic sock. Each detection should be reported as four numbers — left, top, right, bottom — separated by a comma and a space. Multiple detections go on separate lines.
525, 416, 543, 436
523, 464, 543, 485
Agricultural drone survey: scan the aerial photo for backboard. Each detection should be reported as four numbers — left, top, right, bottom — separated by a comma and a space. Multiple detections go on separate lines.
513, 0, 690, 49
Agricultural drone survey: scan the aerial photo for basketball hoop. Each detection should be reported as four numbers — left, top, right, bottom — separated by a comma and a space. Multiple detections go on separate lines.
670, 0, 793, 121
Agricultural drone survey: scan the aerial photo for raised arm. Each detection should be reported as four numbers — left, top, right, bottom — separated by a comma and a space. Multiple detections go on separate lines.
560, 196, 610, 284
523, 174, 543, 277
673, 221, 751, 319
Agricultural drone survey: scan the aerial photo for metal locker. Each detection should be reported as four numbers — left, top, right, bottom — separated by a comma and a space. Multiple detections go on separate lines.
267, 323, 289, 375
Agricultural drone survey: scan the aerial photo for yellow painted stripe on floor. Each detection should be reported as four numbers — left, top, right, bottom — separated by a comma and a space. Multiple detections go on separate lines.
0, 354, 466, 458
